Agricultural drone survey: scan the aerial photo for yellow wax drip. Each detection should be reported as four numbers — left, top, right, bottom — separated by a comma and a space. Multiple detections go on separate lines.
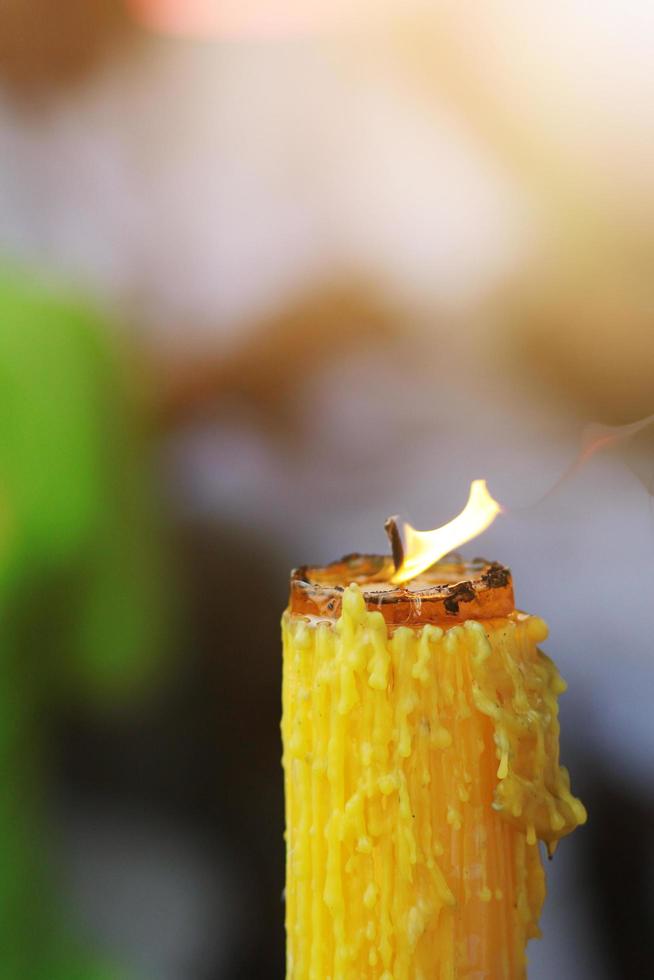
281, 585, 586, 980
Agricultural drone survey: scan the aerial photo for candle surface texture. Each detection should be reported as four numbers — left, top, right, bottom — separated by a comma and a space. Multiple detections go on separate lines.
282, 581, 586, 979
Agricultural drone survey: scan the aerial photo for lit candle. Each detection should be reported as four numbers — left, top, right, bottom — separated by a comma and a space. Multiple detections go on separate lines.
281, 486, 586, 979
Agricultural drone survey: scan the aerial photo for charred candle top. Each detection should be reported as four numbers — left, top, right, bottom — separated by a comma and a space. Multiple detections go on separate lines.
289, 554, 514, 626
290, 480, 509, 626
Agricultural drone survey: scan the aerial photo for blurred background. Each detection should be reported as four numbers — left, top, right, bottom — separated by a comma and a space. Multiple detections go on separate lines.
0, 1, 653, 977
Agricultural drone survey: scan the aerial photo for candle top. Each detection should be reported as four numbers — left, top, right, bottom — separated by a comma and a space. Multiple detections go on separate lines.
289, 554, 514, 626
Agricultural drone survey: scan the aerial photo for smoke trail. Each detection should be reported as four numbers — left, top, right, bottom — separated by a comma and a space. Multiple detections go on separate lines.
529, 412, 654, 508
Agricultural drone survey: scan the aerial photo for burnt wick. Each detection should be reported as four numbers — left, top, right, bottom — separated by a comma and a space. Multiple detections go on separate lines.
384, 515, 405, 572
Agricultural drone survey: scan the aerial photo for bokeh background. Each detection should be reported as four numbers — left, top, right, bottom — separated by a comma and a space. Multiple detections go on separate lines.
1, 2, 653, 977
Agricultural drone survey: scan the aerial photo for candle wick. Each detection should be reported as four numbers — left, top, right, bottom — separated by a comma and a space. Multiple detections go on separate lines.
384, 515, 405, 573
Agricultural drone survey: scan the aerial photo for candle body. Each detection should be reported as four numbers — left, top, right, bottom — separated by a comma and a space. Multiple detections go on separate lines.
282, 585, 585, 979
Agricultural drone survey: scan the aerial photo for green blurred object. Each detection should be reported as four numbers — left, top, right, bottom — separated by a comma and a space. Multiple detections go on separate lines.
0, 266, 168, 978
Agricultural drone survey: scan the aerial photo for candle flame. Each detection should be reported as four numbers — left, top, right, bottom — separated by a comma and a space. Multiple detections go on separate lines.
390, 480, 503, 584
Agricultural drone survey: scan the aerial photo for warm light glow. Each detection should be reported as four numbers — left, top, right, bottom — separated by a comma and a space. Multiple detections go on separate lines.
391, 479, 503, 584
128, 0, 355, 38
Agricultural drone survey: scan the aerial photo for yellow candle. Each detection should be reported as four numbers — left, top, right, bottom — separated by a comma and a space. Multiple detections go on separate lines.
282, 556, 586, 979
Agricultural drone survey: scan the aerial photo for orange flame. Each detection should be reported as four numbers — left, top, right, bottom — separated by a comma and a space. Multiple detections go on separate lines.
391, 480, 503, 584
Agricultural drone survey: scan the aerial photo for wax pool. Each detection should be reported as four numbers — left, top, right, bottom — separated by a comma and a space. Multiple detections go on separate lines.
281, 578, 586, 979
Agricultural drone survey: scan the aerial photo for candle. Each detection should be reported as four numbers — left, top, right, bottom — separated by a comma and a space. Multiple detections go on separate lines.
282, 505, 586, 978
